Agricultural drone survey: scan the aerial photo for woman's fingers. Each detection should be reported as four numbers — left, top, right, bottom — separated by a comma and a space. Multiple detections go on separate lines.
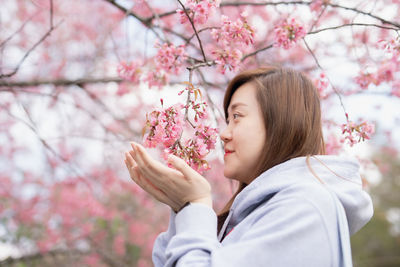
125, 152, 179, 209
131, 142, 184, 187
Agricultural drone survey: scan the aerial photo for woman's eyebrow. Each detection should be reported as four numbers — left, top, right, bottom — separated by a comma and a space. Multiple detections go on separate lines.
228, 102, 248, 112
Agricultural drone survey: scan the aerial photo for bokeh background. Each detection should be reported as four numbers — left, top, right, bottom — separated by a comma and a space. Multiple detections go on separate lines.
1, 0, 399, 266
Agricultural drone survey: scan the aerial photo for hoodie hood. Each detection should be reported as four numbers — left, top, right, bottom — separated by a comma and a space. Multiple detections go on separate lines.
229, 155, 374, 235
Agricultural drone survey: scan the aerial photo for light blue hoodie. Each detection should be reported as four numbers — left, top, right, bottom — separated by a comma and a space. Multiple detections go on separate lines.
152, 155, 374, 267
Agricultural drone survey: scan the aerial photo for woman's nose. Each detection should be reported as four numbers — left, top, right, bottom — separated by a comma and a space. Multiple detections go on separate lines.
220, 125, 232, 143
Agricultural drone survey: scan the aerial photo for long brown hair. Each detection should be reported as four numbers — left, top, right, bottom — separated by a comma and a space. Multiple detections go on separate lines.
217, 66, 326, 233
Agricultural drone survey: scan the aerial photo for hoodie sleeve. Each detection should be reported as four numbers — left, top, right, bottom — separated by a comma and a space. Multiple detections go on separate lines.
164, 198, 334, 267
152, 209, 177, 267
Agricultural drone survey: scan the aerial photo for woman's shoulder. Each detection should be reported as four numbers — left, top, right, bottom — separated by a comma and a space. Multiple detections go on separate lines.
269, 180, 338, 217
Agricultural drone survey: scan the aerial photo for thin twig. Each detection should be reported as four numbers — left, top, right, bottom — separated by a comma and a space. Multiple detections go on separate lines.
176, 0, 208, 62
187, 26, 220, 43
308, 23, 399, 35
0, 12, 39, 48
241, 44, 273, 61
302, 38, 348, 121
0, 20, 63, 78
309, 5, 327, 32
185, 70, 194, 121
49, 0, 54, 28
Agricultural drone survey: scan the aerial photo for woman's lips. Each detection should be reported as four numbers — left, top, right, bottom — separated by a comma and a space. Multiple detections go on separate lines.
224, 150, 234, 156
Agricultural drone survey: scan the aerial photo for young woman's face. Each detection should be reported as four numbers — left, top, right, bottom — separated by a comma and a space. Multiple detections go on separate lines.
220, 82, 267, 184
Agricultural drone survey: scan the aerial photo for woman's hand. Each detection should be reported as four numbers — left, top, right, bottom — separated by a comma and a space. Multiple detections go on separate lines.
124, 142, 212, 212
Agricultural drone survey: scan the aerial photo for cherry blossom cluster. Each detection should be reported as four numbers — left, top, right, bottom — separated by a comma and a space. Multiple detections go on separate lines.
341, 115, 375, 146
211, 47, 243, 74
117, 41, 187, 90
155, 41, 187, 75
211, 12, 255, 73
143, 83, 218, 173
143, 103, 184, 148
177, 0, 221, 25
117, 60, 169, 90
211, 14, 255, 48
163, 124, 218, 173
354, 61, 398, 90
117, 61, 141, 83
274, 18, 306, 49
314, 72, 329, 99
380, 36, 400, 58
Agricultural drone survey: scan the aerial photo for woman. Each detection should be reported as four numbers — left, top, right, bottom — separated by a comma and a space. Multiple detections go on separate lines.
124, 67, 373, 266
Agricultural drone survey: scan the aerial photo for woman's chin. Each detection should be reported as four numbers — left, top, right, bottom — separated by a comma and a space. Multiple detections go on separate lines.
223, 168, 236, 180
224, 168, 234, 179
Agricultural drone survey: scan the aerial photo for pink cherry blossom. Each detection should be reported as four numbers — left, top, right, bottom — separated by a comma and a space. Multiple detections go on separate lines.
177, 0, 220, 25
143, 70, 169, 89
212, 47, 242, 74
376, 61, 397, 84
274, 18, 307, 49
314, 72, 329, 99
210, 12, 254, 73
354, 71, 377, 90
341, 115, 375, 146
211, 13, 255, 49
143, 104, 184, 149
379, 36, 400, 58
155, 41, 187, 75
117, 61, 141, 83
195, 123, 218, 150
325, 134, 342, 155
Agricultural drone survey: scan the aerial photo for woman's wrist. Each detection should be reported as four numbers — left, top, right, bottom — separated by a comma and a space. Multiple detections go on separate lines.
175, 202, 191, 213
175, 196, 212, 213
190, 196, 213, 209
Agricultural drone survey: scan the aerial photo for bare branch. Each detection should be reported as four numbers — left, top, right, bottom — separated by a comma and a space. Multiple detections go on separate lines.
50, 0, 54, 28
0, 87, 134, 141
102, 0, 201, 52
241, 44, 273, 62
187, 26, 220, 44
0, 12, 39, 48
0, 77, 123, 88
220, 1, 400, 28
302, 38, 348, 121
0, 20, 63, 79
308, 23, 399, 35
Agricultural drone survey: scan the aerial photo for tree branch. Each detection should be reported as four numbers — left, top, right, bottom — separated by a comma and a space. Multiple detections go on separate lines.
220, 1, 400, 28
176, 0, 208, 63
0, 77, 122, 88
0, 12, 39, 48
302, 38, 348, 121
0, 20, 63, 79
241, 43, 274, 62
308, 23, 399, 35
